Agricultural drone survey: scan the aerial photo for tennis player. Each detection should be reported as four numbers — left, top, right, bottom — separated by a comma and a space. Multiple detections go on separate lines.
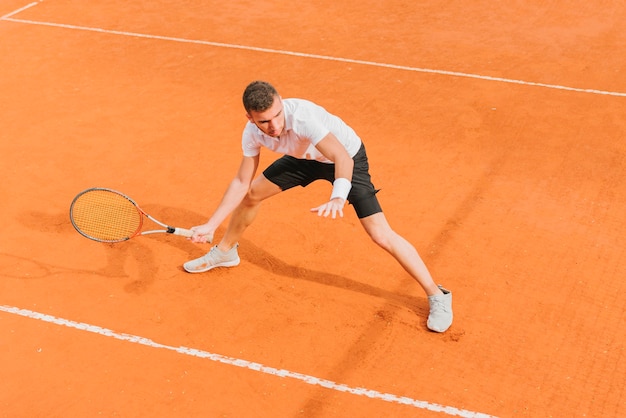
185, 81, 453, 332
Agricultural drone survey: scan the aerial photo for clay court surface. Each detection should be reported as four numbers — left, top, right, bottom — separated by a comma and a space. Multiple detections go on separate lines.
1, 1, 625, 416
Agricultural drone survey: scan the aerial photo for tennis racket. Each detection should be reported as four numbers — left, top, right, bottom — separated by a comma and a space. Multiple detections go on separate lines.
70, 187, 193, 243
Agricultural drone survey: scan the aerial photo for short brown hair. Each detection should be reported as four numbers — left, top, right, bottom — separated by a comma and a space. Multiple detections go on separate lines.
242, 81, 278, 113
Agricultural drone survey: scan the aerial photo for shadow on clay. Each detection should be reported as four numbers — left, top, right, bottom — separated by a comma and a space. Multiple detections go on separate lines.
13, 206, 426, 313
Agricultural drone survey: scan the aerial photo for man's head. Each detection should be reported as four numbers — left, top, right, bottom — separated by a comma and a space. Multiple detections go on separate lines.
243, 81, 285, 137
243, 80, 278, 113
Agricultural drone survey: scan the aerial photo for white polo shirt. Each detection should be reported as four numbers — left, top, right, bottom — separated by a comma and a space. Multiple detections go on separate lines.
241, 98, 362, 163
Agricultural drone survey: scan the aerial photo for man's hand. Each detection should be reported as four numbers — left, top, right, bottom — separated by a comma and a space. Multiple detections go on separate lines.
310, 198, 345, 219
189, 223, 215, 243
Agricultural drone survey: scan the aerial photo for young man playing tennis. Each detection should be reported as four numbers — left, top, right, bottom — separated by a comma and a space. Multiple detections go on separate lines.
185, 81, 453, 332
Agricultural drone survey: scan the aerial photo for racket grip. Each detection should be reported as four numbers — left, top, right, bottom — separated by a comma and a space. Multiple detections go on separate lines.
170, 227, 194, 238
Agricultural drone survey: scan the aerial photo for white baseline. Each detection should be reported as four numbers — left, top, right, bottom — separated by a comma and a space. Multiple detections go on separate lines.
0, 305, 496, 418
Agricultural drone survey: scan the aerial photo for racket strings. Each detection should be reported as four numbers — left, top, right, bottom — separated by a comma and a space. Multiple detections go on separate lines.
70, 190, 142, 242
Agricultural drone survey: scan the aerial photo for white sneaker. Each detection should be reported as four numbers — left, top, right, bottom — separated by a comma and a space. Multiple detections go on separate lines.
184, 244, 240, 273
427, 285, 453, 332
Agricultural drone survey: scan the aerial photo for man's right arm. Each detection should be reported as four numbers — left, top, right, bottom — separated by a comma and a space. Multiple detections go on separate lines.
190, 155, 259, 243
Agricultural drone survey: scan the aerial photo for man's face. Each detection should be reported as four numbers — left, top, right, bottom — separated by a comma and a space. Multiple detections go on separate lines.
246, 95, 285, 138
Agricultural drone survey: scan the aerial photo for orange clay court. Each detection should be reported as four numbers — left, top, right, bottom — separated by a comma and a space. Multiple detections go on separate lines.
1, 1, 625, 417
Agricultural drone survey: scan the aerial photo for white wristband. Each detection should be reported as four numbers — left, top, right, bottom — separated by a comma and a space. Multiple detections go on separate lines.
330, 177, 352, 201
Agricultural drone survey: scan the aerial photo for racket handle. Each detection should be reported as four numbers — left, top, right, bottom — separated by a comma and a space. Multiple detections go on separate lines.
169, 227, 194, 238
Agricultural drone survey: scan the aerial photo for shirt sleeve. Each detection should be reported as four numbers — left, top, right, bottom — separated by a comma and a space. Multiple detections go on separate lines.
242, 124, 261, 157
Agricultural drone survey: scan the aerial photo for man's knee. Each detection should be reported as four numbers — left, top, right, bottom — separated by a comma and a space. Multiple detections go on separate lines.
244, 177, 281, 206
241, 188, 262, 207
361, 213, 394, 249
369, 227, 393, 249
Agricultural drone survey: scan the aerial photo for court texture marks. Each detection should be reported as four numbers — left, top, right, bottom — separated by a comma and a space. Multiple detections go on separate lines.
1, 1, 625, 417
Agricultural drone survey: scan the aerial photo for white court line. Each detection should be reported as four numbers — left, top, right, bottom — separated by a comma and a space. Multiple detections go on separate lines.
0, 305, 497, 418
0, 1, 38, 20
1, 6, 626, 98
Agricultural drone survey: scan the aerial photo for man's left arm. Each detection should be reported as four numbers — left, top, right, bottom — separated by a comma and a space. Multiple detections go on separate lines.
311, 133, 354, 218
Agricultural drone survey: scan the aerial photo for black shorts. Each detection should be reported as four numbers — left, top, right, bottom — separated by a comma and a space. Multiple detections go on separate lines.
263, 143, 382, 218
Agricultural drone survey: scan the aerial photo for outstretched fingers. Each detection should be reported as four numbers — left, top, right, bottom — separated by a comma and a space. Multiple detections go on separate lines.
310, 200, 345, 219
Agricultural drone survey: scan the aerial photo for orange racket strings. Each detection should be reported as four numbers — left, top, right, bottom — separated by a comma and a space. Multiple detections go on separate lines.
71, 189, 142, 242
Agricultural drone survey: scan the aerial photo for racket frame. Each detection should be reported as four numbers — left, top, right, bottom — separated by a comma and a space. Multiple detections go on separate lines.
70, 187, 193, 243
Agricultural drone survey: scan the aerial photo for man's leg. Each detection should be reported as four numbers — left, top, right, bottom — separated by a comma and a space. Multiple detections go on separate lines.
359, 212, 440, 294
218, 174, 282, 251
184, 175, 281, 273
359, 212, 452, 332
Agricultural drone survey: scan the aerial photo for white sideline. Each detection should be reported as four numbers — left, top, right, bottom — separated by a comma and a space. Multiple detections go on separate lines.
1, 1, 625, 98
0, 1, 38, 19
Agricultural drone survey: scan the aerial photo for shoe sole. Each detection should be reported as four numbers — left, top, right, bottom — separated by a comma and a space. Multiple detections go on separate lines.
427, 321, 452, 333
183, 259, 240, 273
